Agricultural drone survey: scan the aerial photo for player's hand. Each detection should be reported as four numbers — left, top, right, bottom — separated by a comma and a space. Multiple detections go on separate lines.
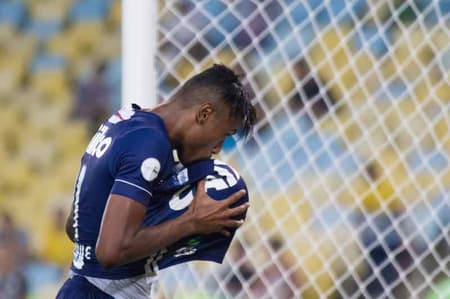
187, 180, 249, 237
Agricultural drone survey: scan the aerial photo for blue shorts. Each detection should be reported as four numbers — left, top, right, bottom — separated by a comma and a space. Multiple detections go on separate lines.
56, 275, 114, 299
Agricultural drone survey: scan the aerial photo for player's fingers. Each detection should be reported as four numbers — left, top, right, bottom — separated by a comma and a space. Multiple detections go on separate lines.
196, 180, 206, 195
223, 219, 245, 228
224, 189, 246, 206
225, 203, 250, 217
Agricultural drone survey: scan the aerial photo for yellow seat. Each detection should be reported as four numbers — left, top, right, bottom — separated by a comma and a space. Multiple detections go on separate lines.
430, 27, 449, 53
69, 21, 105, 56
39, 206, 74, 269
25, 99, 70, 130
12, 87, 42, 108
0, 107, 22, 149
46, 31, 79, 61
0, 53, 27, 97
173, 57, 195, 82
432, 78, 449, 104
248, 177, 363, 298
0, 158, 32, 200
434, 114, 449, 142
94, 31, 120, 61
55, 121, 88, 155
28, 0, 72, 21
0, 69, 19, 98
308, 26, 369, 109
50, 22, 107, 76
69, 55, 99, 78
9, 33, 37, 62
108, 0, 121, 27
386, 27, 447, 106
0, 23, 15, 44
30, 69, 70, 101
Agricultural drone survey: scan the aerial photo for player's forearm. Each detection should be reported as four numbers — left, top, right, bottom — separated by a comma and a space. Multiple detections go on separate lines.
100, 213, 195, 268
96, 189, 247, 269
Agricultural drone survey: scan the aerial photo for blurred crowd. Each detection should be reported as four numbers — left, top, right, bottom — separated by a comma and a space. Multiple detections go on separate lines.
157, 1, 449, 298
0, 0, 119, 297
0, 0, 448, 298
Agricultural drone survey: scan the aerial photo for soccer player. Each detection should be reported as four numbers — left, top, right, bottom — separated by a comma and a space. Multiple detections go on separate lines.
143, 159, 249, 271
84, 158, 249, 298
56, 64, 256, 298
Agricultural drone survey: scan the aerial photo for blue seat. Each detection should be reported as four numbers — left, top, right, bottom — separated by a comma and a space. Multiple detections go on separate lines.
290, 2, 309, 24
27, 19, 63, 42
69, 0, 110, 22
202, 1, 226, 19
0, 1, 26, 27
407, 149, 449, 173
353, 24, 391, 57
30, 53, 66, 72
104, 58, 121, 111
410, 192, 450, 252
24, 261, 62, 294
439, 0, 450, 15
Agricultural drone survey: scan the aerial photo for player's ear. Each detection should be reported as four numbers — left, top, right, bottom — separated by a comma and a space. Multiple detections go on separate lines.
196, 102, 214, 124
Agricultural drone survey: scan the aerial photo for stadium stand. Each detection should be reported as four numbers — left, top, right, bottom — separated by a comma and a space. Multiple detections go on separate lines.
0, 1, 119, 297
0, 0, 448, 298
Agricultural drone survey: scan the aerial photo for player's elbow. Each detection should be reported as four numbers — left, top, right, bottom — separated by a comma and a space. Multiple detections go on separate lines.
95, 243, 121, 269
65, 209, 75, 243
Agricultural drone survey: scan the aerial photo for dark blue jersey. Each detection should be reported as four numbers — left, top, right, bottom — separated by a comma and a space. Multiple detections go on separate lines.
71, 104, 178, 279
144, 159, 249, 273
70, 105, 248, 280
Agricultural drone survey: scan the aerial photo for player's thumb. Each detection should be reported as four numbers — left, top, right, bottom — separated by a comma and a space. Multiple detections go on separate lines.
196, 179, 206, 195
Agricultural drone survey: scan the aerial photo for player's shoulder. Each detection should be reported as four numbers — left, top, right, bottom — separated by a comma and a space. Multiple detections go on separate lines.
108, 105, 170, 146
119, 126, 169, 146
106, 120, 171, 170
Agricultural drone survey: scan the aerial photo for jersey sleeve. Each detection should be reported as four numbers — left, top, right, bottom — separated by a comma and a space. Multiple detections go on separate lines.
110, 128, 170, 207
158, 166, 249, 269
199, 176, 249, 263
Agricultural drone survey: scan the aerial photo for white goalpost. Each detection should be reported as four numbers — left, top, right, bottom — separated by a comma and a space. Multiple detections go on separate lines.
124, 1, 449, 298
121, 0, 158, 108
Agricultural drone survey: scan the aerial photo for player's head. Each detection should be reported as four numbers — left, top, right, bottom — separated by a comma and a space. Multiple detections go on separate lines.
170, 64, 256, 164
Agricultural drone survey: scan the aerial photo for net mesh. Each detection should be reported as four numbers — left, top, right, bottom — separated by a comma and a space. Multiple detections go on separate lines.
154, 0, 449, 298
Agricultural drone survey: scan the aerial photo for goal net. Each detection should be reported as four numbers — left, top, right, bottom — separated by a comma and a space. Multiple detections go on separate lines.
154, 1, 449, 298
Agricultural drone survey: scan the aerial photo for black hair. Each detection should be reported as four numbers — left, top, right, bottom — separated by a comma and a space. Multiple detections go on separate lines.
175, 64, 256, 136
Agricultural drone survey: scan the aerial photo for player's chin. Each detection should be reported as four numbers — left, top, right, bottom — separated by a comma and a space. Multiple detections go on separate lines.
177, 149, 194, 165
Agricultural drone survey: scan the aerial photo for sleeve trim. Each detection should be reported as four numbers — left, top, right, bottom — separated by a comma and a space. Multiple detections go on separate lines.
115, 179, 153, 197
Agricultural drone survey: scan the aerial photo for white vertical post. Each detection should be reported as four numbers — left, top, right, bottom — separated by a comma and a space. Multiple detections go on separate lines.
122, 0, 158, 108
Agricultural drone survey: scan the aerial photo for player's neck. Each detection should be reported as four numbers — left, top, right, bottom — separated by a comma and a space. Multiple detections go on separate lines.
151, 102, 186, 148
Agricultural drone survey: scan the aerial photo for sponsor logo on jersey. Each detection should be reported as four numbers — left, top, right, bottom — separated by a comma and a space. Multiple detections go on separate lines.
141, 158, 161, 182
174, 246, 197, 258
177, 168, 189, 184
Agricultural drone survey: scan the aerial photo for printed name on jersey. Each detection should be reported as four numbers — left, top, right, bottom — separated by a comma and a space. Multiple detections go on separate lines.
174, 246, 197, 257
73, 165, 87, 241
86, 124, 112, 158
73, 243, 92, 270
145, 248, 167, 276
140, 157, 161, 182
